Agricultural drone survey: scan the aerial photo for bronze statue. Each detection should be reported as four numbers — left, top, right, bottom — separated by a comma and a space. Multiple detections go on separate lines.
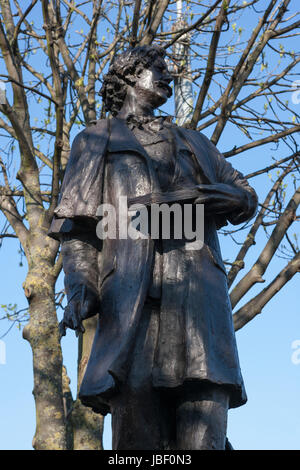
49, 46, 258, 450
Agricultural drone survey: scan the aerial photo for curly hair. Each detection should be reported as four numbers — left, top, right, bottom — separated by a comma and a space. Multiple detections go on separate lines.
100, 45, 166, 116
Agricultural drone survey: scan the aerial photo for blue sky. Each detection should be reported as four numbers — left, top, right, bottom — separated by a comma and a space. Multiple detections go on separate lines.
0, 0, 299, 450
0, 234, 299, 450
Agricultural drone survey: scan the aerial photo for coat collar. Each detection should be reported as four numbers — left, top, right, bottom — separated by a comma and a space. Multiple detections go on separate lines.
109, 117, 161, 193
108, 117, 216, 185
108, 117, 151, 154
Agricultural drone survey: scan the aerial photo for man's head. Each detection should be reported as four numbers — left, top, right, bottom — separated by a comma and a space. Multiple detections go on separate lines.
100, 45, 173, 116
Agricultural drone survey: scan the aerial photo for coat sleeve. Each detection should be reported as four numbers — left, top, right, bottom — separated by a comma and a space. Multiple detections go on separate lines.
201, 134, 258, 226
47, 132, 101, 299
49, 119, 109, 226
47, 120, 109, 299
61, 231, 101, 303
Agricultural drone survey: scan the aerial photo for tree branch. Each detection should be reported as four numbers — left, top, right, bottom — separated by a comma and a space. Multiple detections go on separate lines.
140, 0, 169, 45
227, 164, 296, 288
233, 251, 300, 331
223, 126, 300, 158
230, 185, 300, 308
189, 1, 227, 128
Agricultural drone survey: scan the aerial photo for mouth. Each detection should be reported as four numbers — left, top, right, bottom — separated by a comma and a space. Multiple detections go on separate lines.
157, 81, 173, 98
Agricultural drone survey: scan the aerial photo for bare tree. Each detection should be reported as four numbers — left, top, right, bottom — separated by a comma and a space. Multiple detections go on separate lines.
0, 0, 299, 449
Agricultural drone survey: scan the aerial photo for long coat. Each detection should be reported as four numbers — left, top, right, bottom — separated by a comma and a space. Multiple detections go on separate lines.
49, 118, 257, 414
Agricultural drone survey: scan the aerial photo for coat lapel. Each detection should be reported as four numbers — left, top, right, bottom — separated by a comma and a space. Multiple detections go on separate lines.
109, 118, 217, 191
109, 118, 161, 193
108, 118, 148, 154
53, 119, 218, 224
175, 127, 217, 185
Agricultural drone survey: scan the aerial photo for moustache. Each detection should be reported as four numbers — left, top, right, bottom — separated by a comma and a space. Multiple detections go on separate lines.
155, 80, 173, 98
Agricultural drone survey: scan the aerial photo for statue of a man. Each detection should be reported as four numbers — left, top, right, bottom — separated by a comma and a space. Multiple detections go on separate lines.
49, 46, 257, 450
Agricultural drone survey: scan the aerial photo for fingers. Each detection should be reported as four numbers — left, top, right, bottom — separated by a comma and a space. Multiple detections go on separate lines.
70, 301, 86, 336
61, 300, 84, 336
205, 201, 231, 212
75, 321, 85, 337
71, 301, 81, 330
60, 288, 100, 336
194, 195, 222, 206
64, 302, 76, 329
75, 325, 85, 337
59, 320, 67, 339
194, 196, 207, 205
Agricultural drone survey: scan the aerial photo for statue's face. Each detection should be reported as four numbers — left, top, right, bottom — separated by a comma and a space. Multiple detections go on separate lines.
133, 55, 173, 109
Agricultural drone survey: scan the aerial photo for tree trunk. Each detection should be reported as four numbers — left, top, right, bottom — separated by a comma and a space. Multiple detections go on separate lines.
23, 275, 67, 450
72, 316, 104, 450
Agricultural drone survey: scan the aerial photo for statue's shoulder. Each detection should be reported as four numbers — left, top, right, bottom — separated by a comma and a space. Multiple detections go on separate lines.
72, 118, 110, 142
173, 124, 215, 148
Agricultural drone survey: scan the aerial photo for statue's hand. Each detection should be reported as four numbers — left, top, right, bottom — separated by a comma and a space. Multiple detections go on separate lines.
194, 183, 246, 215
59, 285, 100, 338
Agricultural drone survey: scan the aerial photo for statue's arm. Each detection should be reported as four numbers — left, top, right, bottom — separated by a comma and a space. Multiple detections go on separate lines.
194, 133, 258, 226
213, 152, 258, 225
47, 121, 109, 335
59, 229, 101, 336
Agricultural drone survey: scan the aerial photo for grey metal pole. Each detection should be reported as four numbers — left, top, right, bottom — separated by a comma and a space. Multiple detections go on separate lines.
173, 0, 193, 126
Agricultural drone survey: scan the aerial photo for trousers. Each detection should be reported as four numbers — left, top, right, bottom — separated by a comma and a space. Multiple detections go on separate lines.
108, 298, 229, 450
110, 381, 229, 450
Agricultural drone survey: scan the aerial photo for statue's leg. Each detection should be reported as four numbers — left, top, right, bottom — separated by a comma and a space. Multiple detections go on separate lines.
110, 384, 158, 449
110, 300, 175, 450
110, 384, 175, 450
175, 383, 229, 450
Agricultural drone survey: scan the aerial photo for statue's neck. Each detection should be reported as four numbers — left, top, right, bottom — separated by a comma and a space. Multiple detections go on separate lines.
116, 88, 155, 121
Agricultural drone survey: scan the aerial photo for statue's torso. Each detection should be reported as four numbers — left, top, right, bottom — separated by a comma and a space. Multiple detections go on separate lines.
128, 116, 202, 191
124, 117, 206, 299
